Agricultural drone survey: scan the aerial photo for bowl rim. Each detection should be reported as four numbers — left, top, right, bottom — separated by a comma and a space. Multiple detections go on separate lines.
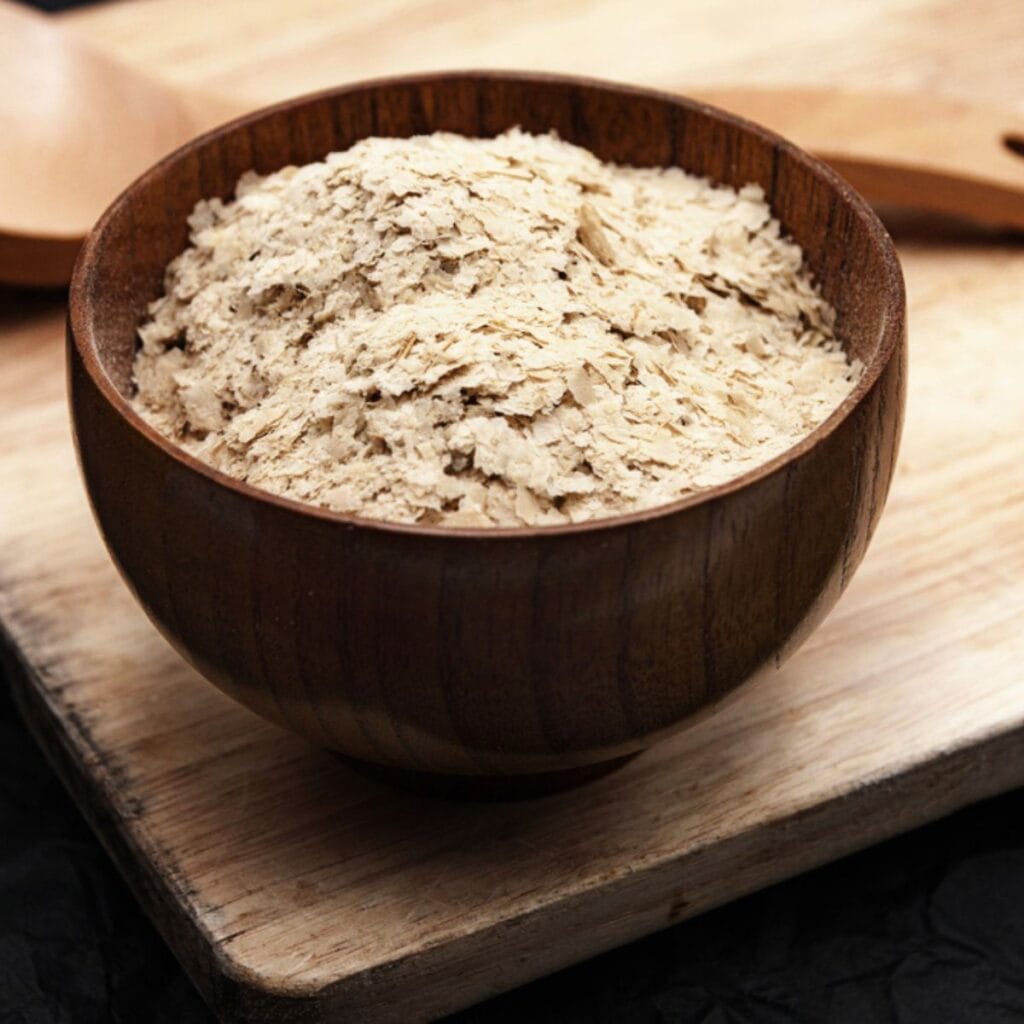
69, 68, 906, 541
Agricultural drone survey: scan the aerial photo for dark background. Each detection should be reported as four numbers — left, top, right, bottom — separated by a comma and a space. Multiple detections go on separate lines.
4, 2, 1024, 1022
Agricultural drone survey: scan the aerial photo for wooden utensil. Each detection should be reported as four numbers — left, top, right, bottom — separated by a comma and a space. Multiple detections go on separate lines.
0, 0, 213, 286
67, 72, 906, 796
692, 85, 1024, 232
0, 0, 1020, 285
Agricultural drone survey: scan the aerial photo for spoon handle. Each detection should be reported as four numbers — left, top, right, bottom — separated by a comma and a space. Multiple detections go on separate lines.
689, 86, 1024, 230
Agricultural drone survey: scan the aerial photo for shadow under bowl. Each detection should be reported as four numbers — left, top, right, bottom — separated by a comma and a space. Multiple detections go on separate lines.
67, 71, 906, 797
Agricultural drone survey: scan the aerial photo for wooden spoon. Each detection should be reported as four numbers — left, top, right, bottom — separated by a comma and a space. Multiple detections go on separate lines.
0, 0, 209, 286
1, 0, 1022, 287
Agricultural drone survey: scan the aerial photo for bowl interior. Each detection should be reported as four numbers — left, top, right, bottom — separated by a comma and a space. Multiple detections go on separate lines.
76, 71, 898, 425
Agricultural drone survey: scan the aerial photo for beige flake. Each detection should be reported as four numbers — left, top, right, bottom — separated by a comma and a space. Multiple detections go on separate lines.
132, 129, 860, 528
577, 202, 616, 266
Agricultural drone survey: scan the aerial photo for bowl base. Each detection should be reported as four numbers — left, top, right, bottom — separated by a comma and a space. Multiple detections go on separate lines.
336, 752, 639, 800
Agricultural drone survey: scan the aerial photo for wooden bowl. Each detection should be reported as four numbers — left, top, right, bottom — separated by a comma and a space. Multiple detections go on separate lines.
68, 72, 906, 796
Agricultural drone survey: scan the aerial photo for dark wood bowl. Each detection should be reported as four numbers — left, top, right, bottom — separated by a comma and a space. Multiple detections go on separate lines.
67, 72, 906, 796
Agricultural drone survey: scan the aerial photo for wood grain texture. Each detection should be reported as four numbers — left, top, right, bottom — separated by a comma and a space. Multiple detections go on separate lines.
2, 234, 1022, 1018
1, 1, 1022, 1020
68, 73, 905, 787
7, 0, 1022, 285
58, 0, 1024, 113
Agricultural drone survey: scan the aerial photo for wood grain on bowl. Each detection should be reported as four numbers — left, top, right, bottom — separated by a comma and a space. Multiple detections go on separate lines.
67, 73, 906, 790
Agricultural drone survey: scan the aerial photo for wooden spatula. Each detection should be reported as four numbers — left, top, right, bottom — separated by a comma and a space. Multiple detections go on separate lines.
691, 85, 1024, 232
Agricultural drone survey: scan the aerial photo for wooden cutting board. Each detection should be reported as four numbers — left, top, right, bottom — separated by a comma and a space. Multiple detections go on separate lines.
3, 1, 1024, 1021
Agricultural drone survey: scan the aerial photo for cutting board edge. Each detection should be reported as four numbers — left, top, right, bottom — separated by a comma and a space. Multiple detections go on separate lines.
6, 604, 1024, 1023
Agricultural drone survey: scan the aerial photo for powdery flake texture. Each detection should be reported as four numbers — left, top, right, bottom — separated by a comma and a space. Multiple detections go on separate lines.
133, 129, 861, 527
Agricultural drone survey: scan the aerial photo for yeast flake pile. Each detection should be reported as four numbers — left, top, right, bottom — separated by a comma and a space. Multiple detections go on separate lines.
133, 129, 861, 527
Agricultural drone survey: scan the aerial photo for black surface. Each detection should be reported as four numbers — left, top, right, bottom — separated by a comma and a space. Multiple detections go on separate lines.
18, 0, 94, 10
4, 663, 1024, 1024
6, 2, 1024, 1021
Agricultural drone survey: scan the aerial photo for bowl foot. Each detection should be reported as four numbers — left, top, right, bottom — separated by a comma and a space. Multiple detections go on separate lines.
336, 752, 639, 800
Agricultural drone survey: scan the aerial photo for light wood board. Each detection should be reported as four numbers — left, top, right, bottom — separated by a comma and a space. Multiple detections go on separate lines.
2, 1, 1024, 1020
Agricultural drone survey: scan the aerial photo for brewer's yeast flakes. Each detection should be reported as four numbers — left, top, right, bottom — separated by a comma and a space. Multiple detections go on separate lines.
133, 129, 860, 527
